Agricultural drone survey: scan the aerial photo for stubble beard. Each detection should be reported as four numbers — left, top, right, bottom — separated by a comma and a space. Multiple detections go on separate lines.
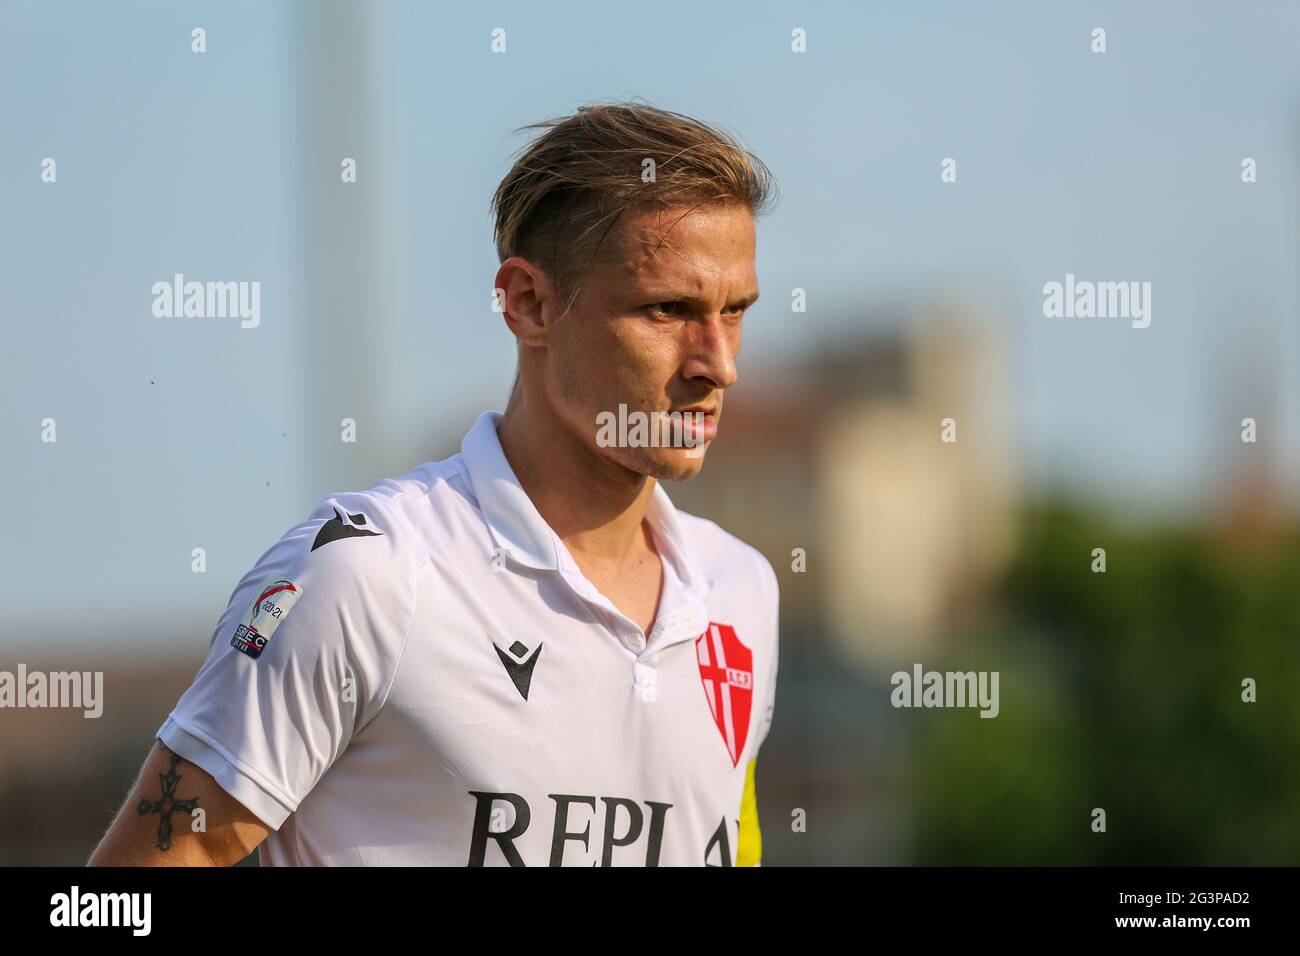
555, 365, 708, 482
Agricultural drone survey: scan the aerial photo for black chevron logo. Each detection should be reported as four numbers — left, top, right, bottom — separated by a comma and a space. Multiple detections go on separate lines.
311, 508, 382, 551
494, 640, 543, 701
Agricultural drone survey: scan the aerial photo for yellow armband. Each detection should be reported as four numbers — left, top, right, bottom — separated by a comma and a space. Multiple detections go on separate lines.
736, 757, 762, 866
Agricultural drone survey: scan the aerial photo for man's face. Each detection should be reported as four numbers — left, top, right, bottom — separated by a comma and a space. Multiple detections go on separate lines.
542, 202, 758, 481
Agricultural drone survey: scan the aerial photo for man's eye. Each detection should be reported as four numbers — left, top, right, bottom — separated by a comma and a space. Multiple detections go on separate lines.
648, 301, 684, 316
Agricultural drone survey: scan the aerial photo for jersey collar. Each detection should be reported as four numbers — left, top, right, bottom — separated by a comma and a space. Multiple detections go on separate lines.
458, 409, 711, 606
460, 410, 561, 570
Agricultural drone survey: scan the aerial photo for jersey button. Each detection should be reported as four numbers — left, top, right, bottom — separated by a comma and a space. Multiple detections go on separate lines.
633, 662, 657, 703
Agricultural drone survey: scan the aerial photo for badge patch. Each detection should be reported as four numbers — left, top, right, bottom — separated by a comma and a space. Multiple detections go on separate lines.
695, 623, 753, 767
230, 574, 303, 659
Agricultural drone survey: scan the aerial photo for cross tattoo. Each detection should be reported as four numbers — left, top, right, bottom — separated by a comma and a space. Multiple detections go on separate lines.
136, 752, 200, 850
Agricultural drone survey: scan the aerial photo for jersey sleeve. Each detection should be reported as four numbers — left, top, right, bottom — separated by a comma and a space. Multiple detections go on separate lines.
155, 490, 421, 830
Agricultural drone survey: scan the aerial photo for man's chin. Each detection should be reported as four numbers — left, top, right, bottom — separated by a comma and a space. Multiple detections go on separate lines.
622, 446, 710, 482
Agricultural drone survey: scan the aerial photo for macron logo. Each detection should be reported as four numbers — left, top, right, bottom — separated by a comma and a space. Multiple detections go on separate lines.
311, 508, 382, 552
494, 640, 543, 700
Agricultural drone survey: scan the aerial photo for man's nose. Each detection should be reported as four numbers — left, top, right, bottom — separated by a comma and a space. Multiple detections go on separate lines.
681, 315, 739, 390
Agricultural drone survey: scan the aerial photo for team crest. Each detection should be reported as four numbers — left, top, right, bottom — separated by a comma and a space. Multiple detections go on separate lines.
695, 623, 753, 766
231, 573, 303, 659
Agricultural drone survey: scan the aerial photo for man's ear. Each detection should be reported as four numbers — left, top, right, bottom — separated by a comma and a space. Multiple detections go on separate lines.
495, 256, 551, 348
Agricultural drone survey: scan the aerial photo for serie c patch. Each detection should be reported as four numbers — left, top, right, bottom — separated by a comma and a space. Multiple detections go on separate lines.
231, 573, 304, 659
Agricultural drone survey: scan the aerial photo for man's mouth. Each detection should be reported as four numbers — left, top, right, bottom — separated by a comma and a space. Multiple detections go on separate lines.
673, 408, 718, 444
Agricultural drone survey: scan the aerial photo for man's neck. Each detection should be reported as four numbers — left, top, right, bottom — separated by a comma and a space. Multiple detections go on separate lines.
496, 396, 656, 569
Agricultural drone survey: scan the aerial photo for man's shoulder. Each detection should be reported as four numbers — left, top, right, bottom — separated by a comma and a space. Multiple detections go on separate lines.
290, 454, 471, 579
673, 508, 778, 599
248, 458, 451, 593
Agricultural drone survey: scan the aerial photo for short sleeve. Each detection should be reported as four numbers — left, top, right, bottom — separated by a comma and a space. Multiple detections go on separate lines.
156, 490, 421, 830
749, 548, 779, 756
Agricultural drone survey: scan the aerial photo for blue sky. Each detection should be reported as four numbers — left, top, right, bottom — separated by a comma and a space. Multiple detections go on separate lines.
3, 0, 1298, 645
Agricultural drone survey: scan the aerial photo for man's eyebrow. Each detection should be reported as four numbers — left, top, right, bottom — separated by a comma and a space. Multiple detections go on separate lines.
637, 290, 761, 309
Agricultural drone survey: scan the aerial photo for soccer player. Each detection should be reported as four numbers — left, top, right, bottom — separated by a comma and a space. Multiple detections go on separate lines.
89, 102, 779, 866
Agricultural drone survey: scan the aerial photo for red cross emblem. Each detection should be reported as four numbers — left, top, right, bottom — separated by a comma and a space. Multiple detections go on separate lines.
695, 623, 753, 767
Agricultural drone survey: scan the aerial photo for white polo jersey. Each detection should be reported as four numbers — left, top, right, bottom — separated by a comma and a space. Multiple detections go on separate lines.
157, 410, 779, 866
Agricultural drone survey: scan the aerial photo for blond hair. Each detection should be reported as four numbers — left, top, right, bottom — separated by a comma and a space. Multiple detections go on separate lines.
491, 101, 776, 310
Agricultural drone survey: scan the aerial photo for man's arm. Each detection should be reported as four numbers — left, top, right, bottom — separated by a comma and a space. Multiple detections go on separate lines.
87, 740, 272, 867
